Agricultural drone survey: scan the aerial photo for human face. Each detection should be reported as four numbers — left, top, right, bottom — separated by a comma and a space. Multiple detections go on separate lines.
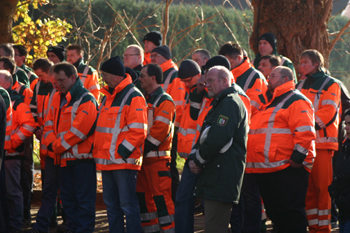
14, 48, 24, 67
345, 115, 350, 138
54, 70, 76, 94
226, 55, 242, 69
47, 52, 61, 64
66, 49, 82, 64
139, 66, 155, 93
151, 52, 167, 65
192, 53, 207, 67
300, 56, 318, 76
205, 69, 226, 98
181, 74, 200, 89
267, 68, 286, 93
258, 40, 274, 56
49, 73, 60, 91
144, 40, 157, 53
100, 71, 124, 89
258, 59, 273, 78
0, 75, 10, 89
123, 47, 141, 69
34, 68, 51, 83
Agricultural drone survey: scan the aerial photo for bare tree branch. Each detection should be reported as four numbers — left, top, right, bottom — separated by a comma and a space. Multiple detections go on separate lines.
329, 18, 350, 52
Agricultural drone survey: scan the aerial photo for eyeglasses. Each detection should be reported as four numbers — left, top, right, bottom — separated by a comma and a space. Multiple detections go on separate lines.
181, 76, 194, 83
123, 54, 140, 58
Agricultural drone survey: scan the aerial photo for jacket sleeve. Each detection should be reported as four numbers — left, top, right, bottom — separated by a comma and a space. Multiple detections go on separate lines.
11, 103, 36, 149
189, 87, 205, 121
245, 74, 267, 116
52, 98, 98, 154
315, 82, 341, 129
289, 99, 316, 164
85, 70, 100, 102
43, 94, 57, 148
5, 106, 12, 150
23, 87, 33, 106
29, 83, 40, 128
117, 95, 148, 159
167, 76, 186, 127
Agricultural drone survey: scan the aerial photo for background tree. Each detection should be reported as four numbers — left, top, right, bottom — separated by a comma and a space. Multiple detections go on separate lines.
0, 0, 19, 43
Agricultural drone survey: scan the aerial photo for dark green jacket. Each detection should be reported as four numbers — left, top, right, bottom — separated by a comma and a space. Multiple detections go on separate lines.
20, 64, 38, 85
188, 85, 248, 203
14, 66, 30, 87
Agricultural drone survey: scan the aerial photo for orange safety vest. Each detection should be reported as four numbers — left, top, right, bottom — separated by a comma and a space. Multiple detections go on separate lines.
143, 52, 151, 65
12, 81, 33, 106
246, 81, 316, 173
93, 75, 147, 171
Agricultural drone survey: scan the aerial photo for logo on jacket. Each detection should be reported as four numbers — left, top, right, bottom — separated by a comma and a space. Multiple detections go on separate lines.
217, 115, 228, 126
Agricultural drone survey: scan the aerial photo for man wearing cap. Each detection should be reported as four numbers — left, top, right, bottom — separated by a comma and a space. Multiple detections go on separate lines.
47, 45, 65, 64
187, 65, 248, 233
143, 31, 162, 65
93, 56, 147, 233
151, 44, 186, 201
253, 32, 297, 82
219, 42, 267, 116
66, 44, 100, 101
43, 62, 98, 233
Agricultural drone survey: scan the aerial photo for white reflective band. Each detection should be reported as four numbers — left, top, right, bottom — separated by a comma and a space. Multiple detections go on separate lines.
44, 130, 54, 139
178, 152, 189, 158
249, 128, 291, 135
306, 208, 318, 215
308, 219, 318, 226
23, 124, 35, 132
41, 144, 47, 150
178, 127, 196, 136
243, 69, 257, 92
154, 116, 171, 125
147, 135, 162, 146
6, 120, 12, 127
313, 77, 331, 112
29, 104, 37, 109
294, 125, 315, 133
45, 120, 54, 127
121, 139, 135, 152
128, 122, 147, 130
89, 85, 99, 91
71, 127, 87, 140
294, 144, 308, 155
159, 214, 175, 225
140, 211, 158, 221
174, 100, 183, 106
57, 131, 67, 138
321, 99, 338, 109
95, 157, 139, 165
62, 152, 93, 160
190, 101, 201, 109
196, 149, 206, 164
190, 148, 197, 155
96, 126, 113, 134
250, 100, 260, 109
315, 115, 326, 129
32, 112, 38, 118
316, 137, 337, 143
16, 130, 27, 141
146, 151, 170, 158
319, 219, 331, 226
245, 159, 289, 169
5, 135, 10, 141
162, 69, 176, 93
319, 209, 331, 216
61, 138, 71, 150
164, 228, 175, 233
6, 151, 22, 156
142, 224, 160, 233
197, 124, 202, 132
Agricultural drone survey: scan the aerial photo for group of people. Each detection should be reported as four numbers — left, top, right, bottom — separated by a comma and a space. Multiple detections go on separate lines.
0, 30, 348, 233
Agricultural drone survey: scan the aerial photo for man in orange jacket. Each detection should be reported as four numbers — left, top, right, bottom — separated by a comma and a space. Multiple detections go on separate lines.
93, 56, 147, 233
297, 50, 341, 233
248, 66, 316, 233
0, 70, 36, 233
143, 31, 162, 65
43, 62, 98, 233
136, 63, 176, 233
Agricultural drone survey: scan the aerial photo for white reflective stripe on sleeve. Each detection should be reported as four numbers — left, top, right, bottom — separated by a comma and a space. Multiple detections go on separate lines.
16, 130, 27, 141
22, 124, 35, 132
44, 130, 54, 139
71, 127, 87, 140
315, 115, 326, 129
5, 135, 11, 141
306, 208, 318, 215
190, 101, 201, 109
159, 214, 175, 225
318, 219, 331, 226
146, 151, 170, 158
250, 100, 260, 109
294, 125, 315, 133
316, 137, 337, 143
319, 209, 331, 216
174, 100, 183, 106
245, 159, 289, 169
154, 116, 171, 125
37, 112, 43, 118
143, 224, 160, 233
321, 99, 338, 109
190, 148, 197, 155
121, 139, 135, 152
128, 122, 147, 130
6, 120, 12, 127
147, 135, 162, 146
243, 70, 257, 92
29, 104, 37, 109
89, 85, 99, 91
294, 144, 308, 155
140, 211, 158, 221
249, 128, 291, 135
196, 149, 206, 164
61, 138, 71, 150
308, 219, 318, 226
94, 157, 139, 165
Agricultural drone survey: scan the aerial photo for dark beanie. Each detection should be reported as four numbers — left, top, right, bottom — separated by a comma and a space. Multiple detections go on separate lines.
258, 32, 277, 50
143, 31, 162, 46
203, 55, 231, 71
47, 45, 65, 61
178, 59, 201, 79
100, 56, 125, 77
152, 45, 171, 60
125, 67, 138, 83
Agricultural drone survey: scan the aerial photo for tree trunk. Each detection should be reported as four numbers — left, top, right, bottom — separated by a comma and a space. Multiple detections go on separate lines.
0, 0, 19, 43
250, 0, 332, 77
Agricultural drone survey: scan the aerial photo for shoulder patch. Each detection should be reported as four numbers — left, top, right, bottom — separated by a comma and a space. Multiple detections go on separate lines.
217, 115, 228, 126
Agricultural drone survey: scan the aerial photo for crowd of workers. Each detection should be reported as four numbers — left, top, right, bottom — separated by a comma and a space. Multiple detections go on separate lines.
0, 30, 349, 233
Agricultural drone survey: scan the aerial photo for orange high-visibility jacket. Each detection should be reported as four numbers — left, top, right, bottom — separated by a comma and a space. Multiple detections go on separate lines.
6, 90, 36, 156
231, 57, 267, 116
93, 75, 147, 171
159, 59, 186, 127
246, 81, 316, 173
1, 88, 13, 151
12, 81, 33, 106
144, 86, 175, 161
30, 81, 53, 129
143, 52, 151, 65
296, 70, 341, 151
74, 59, 100, 101
43, 79, 98, 167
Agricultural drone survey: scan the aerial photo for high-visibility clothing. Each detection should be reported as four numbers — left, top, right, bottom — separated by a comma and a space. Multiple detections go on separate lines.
93, 75, 147, 171
246, 81, 316, 173
6, 90, 36, 157
43, 79, 98, 167
296, 70, 341, 150
73, 59, 100, 101
17, 65, 39, 91
231, 57, 267, 116
143, 52, 151, 65
0, 87, 13, 151
137, 86, 175, 233
305, 149, 333, 233
13, 66, 30, 87
159, 59, 186, 127
12, 80, 33, 106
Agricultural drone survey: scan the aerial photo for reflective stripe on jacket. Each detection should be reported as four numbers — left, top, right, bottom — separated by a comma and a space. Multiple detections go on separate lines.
12, 81, 33, 106
74, 59, 100, 101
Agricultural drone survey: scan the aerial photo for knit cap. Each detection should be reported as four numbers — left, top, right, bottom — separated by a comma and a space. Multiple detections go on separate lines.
258, 33, 277, 50
178, 59, 201, 79
47, 45, 65, 62
202, 55, 231, 71
152, 45, 172, 60
143, 31, 162, 46
100, 56, 125, 77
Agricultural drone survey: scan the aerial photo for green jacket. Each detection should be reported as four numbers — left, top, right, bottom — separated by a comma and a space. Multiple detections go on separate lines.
20, 64, 38, 85
14, 66, 30, 87
188, 85, 248, 203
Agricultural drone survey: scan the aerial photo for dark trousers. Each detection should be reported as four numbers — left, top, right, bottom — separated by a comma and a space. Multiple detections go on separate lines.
21, 136, 34, 220
170, 132, 179, 202
0, 158, 9, 233
255, 166, 309, 233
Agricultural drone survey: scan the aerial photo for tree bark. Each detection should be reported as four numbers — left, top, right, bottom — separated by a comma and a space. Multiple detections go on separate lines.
0, 0, 19, 43
250, 0, 332, 76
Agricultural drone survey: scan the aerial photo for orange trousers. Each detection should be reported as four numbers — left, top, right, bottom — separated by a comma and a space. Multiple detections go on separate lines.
305, 149, 333, 233
136, 158, 175, 233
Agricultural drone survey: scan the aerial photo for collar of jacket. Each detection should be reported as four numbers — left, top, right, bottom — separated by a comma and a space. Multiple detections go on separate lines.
134, 64, 143, 72
211, 85, 237, 107
265, 80, 295, 106
54, 78, 85, 109
101, 74, 132, 98
39, 80, 53, 90
159, 59, 177, 73
305, 69, 326, 83
146, 86, 164, 103
8, 87, 23, 102
73, 58, 84, 69
231, 57, 252, 80
12, 73, 19, 84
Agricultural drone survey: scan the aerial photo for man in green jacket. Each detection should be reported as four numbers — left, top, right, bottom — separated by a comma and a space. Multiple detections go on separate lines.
188, 65, 248, 233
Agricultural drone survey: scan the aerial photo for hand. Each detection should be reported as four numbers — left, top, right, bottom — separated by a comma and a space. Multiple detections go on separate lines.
35, 129, 43, 140
288, 159, 302, 168
196, 75, 206, 93
188, 160, 202, 174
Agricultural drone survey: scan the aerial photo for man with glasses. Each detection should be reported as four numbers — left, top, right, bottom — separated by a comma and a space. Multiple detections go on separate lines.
123, 45, 144, 90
